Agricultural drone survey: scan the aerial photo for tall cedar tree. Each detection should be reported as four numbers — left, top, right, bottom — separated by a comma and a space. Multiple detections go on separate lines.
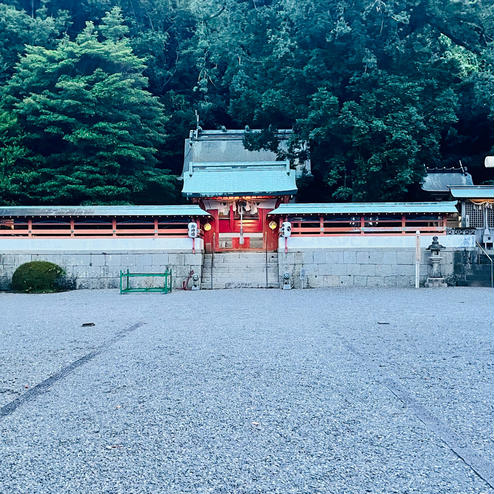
1, 7, 169, 204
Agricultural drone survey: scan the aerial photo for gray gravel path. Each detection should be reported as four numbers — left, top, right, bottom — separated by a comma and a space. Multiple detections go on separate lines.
0, 288, 493, 493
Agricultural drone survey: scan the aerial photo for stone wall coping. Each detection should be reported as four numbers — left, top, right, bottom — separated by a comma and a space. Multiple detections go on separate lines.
279, 235, 475, 250
0, 237, 202, 252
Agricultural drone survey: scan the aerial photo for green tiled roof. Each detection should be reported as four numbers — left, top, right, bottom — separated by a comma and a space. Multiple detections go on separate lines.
269, 202, 458, 215
182, 161, 297, 197
0, 205, 209, 217
421, 171, 473, 192
448, 186, 494, 199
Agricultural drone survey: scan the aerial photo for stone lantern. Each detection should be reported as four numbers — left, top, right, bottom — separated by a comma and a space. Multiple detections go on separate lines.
425, 236, 447, 287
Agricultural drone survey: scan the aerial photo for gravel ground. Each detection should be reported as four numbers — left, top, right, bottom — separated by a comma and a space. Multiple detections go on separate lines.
0, 287, 492, 493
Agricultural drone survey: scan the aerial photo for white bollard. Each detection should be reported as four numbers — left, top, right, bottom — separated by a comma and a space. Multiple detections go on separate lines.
415, 231, 421, 288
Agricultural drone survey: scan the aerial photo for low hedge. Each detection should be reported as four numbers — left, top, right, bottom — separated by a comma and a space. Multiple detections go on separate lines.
11, 261, 72, 293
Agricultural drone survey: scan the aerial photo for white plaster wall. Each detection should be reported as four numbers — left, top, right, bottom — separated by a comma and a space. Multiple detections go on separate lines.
0, 237, 202, 253
279, 235, 475, 250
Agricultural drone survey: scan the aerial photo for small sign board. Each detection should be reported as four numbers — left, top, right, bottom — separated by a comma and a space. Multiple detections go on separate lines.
485, 156, 494, 168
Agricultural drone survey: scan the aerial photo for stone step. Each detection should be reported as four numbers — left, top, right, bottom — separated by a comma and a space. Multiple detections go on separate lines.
203, 267, 277, 275
200, 281, 280, 289
465, 273, 493, 287
464, 279, 493, 287
204, 251, 277, 256
202, 265, 278, 273
201, 277, 279, 284
476, 253, 494, 264
203, 256, 278, 265
203, 259, 278, 268
202, 272, 279, 281
204, 255, 278, 262
201, 251, 279, 289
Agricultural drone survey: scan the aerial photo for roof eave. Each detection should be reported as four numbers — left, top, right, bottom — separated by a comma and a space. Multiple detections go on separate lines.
183, 190, 297, 197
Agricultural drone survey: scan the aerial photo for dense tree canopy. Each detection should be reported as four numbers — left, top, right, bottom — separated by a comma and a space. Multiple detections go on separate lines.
0, 0, 492, 204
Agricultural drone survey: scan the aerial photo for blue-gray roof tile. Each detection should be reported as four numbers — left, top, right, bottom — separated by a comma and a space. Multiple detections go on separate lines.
0, 205, 209, 217
269, 202, 458, 215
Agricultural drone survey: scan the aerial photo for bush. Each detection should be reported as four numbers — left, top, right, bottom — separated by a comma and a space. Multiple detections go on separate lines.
11, 261, 69, 293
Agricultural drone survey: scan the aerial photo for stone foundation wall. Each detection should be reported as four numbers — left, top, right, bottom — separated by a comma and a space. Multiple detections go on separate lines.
0, 251, 202, 290
278, 248, 458, 288
0, 238, 203, 290
277, 234, 477, 288
0, 235, 478, 290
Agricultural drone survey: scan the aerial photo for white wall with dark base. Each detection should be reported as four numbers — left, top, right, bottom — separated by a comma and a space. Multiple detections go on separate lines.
277, 235, 476, 288
0, 235, 479, 290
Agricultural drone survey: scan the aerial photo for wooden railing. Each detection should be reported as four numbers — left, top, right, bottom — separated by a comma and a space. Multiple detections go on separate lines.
289, 216, 448, 236
0, 219, 190, 238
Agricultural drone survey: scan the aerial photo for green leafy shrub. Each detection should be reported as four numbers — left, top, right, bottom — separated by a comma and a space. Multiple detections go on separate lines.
11, 261, 69, 293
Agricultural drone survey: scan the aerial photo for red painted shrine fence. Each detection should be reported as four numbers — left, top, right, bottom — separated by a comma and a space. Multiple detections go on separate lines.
268, 202, 458, 237
285, 215, 448, 236
0, 218, 190, 238
0, 215, 448, 239
0, 205, 208, 239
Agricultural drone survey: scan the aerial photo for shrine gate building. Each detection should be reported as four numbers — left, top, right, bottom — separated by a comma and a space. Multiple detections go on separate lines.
181, 129, 308, 252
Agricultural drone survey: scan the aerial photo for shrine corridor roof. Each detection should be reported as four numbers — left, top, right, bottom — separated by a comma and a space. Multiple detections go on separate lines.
0, 205, 209, 217
269, 202, 459, 215
448, 186, 494, 199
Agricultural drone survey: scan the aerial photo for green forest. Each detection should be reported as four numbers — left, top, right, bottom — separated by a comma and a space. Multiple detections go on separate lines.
0, 0, 492, 205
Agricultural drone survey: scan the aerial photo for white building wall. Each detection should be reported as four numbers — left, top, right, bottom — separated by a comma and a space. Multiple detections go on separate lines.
0, 237, 201, 253
279, 235, 475, 250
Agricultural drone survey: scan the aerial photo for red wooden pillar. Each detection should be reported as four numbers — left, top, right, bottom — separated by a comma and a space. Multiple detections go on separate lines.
203, 221, 212, 252
154, 218, 159, 237
259, 208, 265, 232
263, 210, 278, 252
28, 219, 32, 238
70, 218, 75, 238
401, 215, 406, 234
259, 209, 266, 249
229, 204, 234, 231
320, 216, 324, 235
360, 216, 365, 235
112, 218, 117, 237
267, 227, 278, 251
212, 209, 220, 251
442, 215, 447, 230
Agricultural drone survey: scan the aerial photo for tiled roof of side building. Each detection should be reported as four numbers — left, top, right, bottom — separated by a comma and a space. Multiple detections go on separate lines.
0, 205, 210, 217
269, 202, 459, 215
421, 171, 473, 192
448, 185, 494, 199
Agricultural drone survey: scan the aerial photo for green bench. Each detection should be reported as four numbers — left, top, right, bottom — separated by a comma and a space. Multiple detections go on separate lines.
119, 269, 172, 294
